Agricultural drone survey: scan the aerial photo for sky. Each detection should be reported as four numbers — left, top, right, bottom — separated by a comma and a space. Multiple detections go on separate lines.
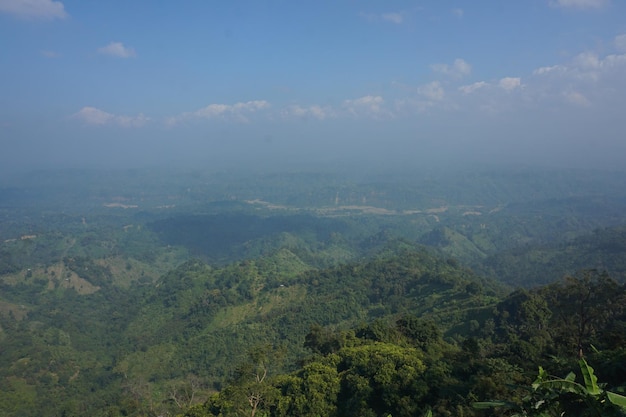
1, 0, 626, 174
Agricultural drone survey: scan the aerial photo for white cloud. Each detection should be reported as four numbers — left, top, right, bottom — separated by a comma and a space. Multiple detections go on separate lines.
0, 0, 67, 20
533, 65, 565, 75
574, 51, 602, 69
393, 82, 448, 113
614, 34, 626, 52
603, 53, 626, 67
533, 50, 626, 84
343, 95, 392, 118
431, 58, 471, 78
452, 8, 464, 18
499, 77, 522, 91
98, 42, 136, 58
455, 42, 626, 111
169, 100, 271, 125
195, 100, 269, 120
459, 81, 488, 94
527, 46, 626, 108
194, 104, 231, 118
344, 95, 383, 108
457, 77, 520, 96
282, 104, 335, 121
281, 96, 393, 121
72, 107, 149, 127
550, 0, 608, 9
73, 107, 113, 125
418, 81, 445, 101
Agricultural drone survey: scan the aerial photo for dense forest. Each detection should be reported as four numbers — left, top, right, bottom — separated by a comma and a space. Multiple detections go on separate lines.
1, 168, 626, 416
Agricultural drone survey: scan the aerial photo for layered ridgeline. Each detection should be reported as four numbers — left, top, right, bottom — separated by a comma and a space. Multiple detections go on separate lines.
3, 167, 626, 284
183, 269, 626, 417
0, 246, 501, 416
1, 245, 626, 417
2, 168, 626, 416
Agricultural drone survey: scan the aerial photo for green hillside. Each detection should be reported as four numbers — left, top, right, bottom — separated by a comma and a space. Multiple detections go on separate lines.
479, 225, 626, 286
2, 167, 626, 416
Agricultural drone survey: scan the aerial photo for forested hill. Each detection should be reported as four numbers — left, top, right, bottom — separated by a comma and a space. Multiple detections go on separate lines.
181, 268, 626, 417
2, 167, 626, 416
105, 247, 503, 406
0, 247, 500, 416
2, 244, 626, 416
478, 225, 626, 287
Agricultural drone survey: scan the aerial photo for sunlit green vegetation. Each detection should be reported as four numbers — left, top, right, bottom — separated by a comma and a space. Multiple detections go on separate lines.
1, 167, 626, 416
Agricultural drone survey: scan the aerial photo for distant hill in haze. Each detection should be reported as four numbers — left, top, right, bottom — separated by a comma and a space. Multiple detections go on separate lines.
2, 167, 626, 415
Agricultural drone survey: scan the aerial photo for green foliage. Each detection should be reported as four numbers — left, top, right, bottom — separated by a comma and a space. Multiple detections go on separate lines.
541, 270, 626, 356
338, 342, 428, 417
5, 239, 626, 417
474, 359, 626, 416
3, 167, 626, 416
480, 225, 626, 287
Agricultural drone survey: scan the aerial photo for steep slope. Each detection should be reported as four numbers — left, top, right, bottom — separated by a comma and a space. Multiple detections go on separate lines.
0, 246, 503, 417
479, 225, 626, 287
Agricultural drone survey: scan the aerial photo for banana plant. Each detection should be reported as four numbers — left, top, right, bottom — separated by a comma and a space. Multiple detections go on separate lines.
473, 358, 626, 416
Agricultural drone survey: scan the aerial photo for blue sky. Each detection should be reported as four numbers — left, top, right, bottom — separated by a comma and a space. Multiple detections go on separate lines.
1, 0, 626, 173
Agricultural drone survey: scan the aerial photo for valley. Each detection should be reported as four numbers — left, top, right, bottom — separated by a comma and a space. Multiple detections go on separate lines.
1, 167, 626, 416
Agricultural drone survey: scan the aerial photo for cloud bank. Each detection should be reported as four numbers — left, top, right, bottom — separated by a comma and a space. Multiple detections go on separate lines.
70, 34, 626, 130
166, 100, 271, 126
0, 0, 67, 20
72, 107, 149, 127
431, 59, 472, 78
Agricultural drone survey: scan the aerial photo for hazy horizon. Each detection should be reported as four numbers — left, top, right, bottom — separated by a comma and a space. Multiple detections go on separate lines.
2, 1, 626, 176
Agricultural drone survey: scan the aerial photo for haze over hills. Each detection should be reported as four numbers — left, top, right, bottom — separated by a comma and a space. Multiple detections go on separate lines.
2, 1, 626, 175
3, 166, 626, 280
2, 166, 626, 415
3, 0, 626, 415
